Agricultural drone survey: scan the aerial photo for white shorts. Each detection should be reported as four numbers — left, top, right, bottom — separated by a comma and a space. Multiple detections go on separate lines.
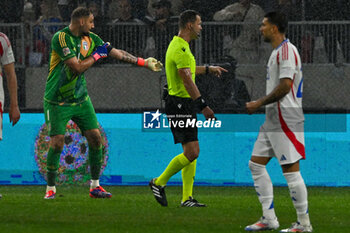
0, 100, 3, 140
252, 123, 305, 165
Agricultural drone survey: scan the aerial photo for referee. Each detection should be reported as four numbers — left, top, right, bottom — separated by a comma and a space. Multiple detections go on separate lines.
150, 10, 227, 207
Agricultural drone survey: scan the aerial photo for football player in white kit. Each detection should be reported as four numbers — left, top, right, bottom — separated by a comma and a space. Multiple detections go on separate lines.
244, 12, 312, 232
0, 32, 20, 139
0, 32, 20, 199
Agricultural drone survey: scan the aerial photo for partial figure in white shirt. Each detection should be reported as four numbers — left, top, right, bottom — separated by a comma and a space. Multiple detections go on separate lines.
0, 32, 20, 141
213, 0, 265, 64
245, 12, 312, 233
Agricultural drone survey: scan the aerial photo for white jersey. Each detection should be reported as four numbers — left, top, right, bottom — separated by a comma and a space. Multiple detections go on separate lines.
0, 32, 15, 103
264, 39, 304, 129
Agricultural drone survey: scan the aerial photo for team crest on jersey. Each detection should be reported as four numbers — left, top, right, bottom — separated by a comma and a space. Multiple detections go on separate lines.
62, 47, 71, 56
83, 41, 88, 50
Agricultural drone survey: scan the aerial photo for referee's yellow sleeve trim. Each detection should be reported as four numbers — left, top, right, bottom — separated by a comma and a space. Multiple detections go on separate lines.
59, 32, 67, 47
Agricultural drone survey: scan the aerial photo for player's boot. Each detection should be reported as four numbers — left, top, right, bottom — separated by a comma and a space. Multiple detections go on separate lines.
44, 190, 56, 199
280, 222, 313, 232
245, 216, 280, 231
181, 197, 206, 207
149, 178, 168, 206
89, 186, 112, 198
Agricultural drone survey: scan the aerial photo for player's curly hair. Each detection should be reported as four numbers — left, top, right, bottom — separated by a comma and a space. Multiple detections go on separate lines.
265, 11, 288, 33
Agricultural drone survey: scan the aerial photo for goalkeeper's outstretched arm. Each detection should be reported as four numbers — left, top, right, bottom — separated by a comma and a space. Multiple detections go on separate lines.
109, 47, 163, 72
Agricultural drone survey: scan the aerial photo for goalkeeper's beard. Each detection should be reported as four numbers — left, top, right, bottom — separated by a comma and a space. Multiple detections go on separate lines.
82, 31, 90, 36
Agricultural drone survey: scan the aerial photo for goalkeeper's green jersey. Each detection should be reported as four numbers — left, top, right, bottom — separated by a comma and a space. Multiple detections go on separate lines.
165, 36, 196, 98
44, 26, 104, 105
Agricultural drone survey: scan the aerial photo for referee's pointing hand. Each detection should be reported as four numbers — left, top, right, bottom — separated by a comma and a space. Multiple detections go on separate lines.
208, 66, 228, 77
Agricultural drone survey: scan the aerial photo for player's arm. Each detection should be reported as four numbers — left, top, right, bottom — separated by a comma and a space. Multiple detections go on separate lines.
64, 56, 95, 74
178, 68, 215, 119
246, 78, 292, 114
64, 42, 111, 74
108, 48, 163, 71
196, 65, 228, 77
3, 62, 20, 126
179, 68, 201, 99
53, 31, 105, 74
89, 32, 162, 71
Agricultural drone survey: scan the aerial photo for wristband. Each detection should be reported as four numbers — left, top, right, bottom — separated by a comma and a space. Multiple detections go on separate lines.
106, 44, 113, 54
193, 96, 208, 111
137, 57, 145, 67
205, 65, 209, 75
92, 53, 101, 61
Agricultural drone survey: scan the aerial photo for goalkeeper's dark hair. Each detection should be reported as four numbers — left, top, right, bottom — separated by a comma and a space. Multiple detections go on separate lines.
179, 10, 200, 29
71, 7, 92, 20
264, 11, 288, 33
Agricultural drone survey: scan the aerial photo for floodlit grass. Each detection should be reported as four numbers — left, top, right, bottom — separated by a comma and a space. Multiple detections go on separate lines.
0, 186, 349, 233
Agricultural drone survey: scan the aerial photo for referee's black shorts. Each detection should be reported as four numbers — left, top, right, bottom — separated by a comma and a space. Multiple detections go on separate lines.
165, 95, 198, 144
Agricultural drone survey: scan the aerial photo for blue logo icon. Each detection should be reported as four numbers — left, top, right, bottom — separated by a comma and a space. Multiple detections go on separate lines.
143, 110, 162, 129
297, 77, 303, 98
280, 154, 287, 161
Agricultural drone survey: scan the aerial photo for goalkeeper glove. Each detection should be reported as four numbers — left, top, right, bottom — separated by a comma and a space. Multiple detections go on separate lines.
92, 42, 112, 61
137, 57, 163, 71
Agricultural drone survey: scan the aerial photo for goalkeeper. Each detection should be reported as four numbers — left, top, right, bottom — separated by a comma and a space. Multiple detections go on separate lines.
43, 6, 162, 199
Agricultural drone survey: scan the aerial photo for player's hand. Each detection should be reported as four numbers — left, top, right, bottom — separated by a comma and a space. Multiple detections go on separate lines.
145, 57, 163, 72
209, 66, 228, 77
246, 100, 261, 115
202, 106, 215, 120
92, 42, 111, 61
9, 104, 20, 126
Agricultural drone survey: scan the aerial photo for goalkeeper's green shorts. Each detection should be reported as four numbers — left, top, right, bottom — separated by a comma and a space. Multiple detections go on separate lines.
44, 97, 98, 136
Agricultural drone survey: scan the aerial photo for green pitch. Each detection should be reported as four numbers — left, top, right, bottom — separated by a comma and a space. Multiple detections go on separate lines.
0, 186, 349, 233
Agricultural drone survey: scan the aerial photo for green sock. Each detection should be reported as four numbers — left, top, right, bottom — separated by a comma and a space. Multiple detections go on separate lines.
182, 159, 197, 202
46, 147, 62, 186
156, 153, 190, 186
89, 146, 102, 180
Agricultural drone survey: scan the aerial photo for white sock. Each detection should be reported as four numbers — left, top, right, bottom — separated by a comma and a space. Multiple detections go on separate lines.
284, 171, 311, 226
90, 179, 100, 189
46, 186, 56, 193
249, 160, 276, 220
